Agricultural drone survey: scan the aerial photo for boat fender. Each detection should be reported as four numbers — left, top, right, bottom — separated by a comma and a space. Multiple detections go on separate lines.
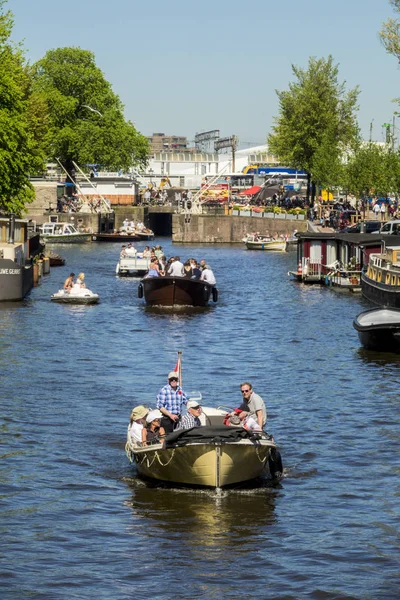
268, 447, 283, 479
116, 263, 120, 274
203, 285, 210, 302
212, 287, 218, 302
138, 283, 144, 298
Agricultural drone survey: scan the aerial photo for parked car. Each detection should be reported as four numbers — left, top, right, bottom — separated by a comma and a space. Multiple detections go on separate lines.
370, 220, 400, 235
342, 220, 382, 234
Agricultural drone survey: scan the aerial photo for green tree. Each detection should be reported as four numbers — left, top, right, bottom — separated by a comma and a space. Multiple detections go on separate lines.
380, 0, 400, 62
30, 47, 149, 180
344, 144, 400, 199
0, 0, 45, 215
268, 56, 359, 201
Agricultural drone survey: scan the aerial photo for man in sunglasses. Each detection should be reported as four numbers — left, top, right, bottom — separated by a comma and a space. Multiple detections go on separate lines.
156, 371, 188, 433
238, 382, 266, 430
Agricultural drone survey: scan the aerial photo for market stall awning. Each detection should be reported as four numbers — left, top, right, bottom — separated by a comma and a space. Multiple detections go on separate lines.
238, 185, 261, 196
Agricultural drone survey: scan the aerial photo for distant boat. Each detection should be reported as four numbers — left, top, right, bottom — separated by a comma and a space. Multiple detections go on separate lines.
353, 307, 400, 352
245, 235, 286, 251
40, 222, 91, 244
138, 276, 218, 307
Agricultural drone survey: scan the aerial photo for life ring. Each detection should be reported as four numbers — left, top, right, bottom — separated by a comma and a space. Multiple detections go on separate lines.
138, 283, 144, 298
212, 287, 218, 302
92, 235, 97, 241
268, 447, 283, 479
202, 285, 210, 302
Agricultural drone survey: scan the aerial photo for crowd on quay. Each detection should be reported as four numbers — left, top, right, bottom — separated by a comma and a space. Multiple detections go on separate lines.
120, 244, 216, 283
138, 189, 193, 206
127, 374, 267, 446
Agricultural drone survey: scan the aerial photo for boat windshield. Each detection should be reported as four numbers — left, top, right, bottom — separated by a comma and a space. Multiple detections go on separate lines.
187, 391, 202, 403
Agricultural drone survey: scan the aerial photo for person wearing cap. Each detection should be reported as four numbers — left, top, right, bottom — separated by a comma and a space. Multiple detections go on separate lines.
176, 400, 203, 430
238, 382, 266, 429
156, 372, 188, 433
128, 405, 149, 444
200, 264, 216, 285
142, 409, 165, 446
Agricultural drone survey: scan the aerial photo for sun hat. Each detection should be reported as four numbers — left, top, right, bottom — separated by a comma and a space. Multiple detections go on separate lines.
146, 409, 163, 423
130, 405, 149, 421
187, 400, 201, 409
168, 371, 179, 380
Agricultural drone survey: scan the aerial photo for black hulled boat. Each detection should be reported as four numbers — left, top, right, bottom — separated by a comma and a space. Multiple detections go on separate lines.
138, 276, 218, 307
353, 307, 400, 351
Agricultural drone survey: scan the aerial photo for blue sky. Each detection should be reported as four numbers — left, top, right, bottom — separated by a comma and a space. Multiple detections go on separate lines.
10, 0, 400, 148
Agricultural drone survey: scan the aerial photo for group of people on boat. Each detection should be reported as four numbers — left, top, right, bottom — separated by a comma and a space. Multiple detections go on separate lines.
63, 272, 86, 293
120, 219, 149, 234
127, 372, 266, 447
145, 254, 216, 284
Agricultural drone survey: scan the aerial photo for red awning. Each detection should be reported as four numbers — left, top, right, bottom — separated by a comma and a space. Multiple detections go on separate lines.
238, 186, 261, 196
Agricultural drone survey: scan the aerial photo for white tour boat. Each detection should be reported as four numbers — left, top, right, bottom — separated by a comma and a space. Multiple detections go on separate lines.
39, 222, 92, 244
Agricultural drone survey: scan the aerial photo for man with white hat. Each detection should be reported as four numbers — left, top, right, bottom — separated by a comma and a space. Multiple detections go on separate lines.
156, 371, 188, 433
176, 400, 202, 430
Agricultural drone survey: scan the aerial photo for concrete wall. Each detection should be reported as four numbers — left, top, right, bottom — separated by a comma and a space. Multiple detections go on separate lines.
172, 214, 307, 243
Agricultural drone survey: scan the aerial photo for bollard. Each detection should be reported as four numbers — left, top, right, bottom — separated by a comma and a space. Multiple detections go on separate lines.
43, 257, 50, 274
38, 260, 43, 278
33, 263, 39, 285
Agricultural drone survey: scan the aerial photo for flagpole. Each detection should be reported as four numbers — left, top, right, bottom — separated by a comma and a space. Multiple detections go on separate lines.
178, 350, 182, 387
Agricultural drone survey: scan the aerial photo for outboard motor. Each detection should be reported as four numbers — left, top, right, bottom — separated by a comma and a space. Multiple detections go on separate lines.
8, 213, 15, 244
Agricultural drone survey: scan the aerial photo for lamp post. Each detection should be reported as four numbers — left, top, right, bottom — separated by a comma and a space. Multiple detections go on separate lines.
148, 168, 154, 187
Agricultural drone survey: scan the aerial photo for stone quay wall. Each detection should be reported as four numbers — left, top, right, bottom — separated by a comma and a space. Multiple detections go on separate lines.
172, 214, 308, 243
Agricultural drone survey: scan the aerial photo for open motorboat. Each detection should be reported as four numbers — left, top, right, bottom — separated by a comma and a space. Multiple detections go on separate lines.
353, 307, 400, 352
245, 234, 286, 251
51, 287, 99, 304
116, 252, 150, 276
138, 276, 218, 307
39, 222, 92, 243
125, 402, 282, 488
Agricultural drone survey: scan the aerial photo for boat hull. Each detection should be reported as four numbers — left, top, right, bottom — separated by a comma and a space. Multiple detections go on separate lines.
132, 440, 271, 487
361, 272, 400, 308
353, 307, 400, 351
50, 291, 99, 304
140, 276, 217, 307
0, 259, 33, 301
41, 233, 92, 244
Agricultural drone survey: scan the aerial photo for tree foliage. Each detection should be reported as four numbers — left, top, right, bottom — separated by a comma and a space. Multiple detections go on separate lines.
30, 47, 149, 177
268, 56, 360, 196
380, 0, 400, 62
344, 144, 400, 199
0, 0, 45, 214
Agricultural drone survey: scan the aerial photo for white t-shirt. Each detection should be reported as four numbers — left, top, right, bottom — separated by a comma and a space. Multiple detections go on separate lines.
128, 422, 143, 444
200, 268, 216, 285
168, 261, 185, 276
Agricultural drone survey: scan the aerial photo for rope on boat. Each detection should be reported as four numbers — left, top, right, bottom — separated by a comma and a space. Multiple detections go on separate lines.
255, 446, 268, 464
125, 441, 176, 468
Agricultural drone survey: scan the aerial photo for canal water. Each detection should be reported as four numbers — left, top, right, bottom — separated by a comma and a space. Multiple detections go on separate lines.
1, 239, 399, 600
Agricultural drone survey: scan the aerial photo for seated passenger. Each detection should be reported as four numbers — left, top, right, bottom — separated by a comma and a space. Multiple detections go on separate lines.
183, 261, 192, 278
142, 246, 151, 258
145, 257, 162, 277
176, 400, 203, 430
73, 272, 86, 289
125, 243, 137, 257
200, 264, 216, 285
142, 410, 165, 446
190, 260, 202, 279
167, 256, 185, 277
120, 244, 127, 258
128, 405, 149, 444
63, 272, 75, 293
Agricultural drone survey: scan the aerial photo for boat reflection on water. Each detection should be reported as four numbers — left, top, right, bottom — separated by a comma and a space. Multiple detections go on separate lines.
124, 483, 279, 550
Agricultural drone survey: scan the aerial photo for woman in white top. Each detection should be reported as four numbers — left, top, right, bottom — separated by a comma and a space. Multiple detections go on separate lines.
73, 272, 86, 289
127, 405, 149, 444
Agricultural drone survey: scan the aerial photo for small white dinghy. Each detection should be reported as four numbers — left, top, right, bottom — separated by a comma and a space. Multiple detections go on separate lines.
51, 288, 99, 304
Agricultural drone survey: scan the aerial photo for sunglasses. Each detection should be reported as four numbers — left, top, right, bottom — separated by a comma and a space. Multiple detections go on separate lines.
169, 378, 178, 382
241, 389, 251, 393
192, 406, 201, 410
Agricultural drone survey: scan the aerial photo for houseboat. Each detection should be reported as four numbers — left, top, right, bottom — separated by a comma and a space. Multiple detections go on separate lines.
361, 243, 400, 308
0, 216, 41, 301
289, 232, 385, 289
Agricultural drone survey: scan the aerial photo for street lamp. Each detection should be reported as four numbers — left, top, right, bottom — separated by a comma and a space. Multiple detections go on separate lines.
148, 168, 154, 185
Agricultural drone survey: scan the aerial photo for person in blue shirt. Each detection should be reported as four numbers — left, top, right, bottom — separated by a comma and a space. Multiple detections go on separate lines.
156, 371, 188, 433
